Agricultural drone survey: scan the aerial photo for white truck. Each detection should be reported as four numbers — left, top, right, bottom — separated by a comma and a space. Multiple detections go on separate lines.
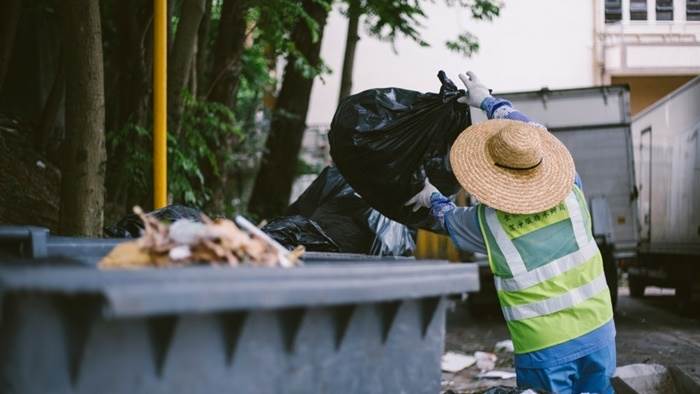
630, 76, 700, 313
470, 85, 638, 308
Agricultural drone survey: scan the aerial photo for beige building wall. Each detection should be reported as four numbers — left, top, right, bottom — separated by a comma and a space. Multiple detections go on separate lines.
612, 75, 696, 114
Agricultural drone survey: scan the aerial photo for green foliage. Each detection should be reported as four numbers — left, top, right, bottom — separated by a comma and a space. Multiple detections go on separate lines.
363, 0, 429, 46
444, 0, 501, 20
353, 0, 501, 57
445, 31, 480, 57
296, 157, 324, 175
108, 96, 246, 211
173, 95, 243, 208
107, 123, 152, 195
253, 0, 333, 79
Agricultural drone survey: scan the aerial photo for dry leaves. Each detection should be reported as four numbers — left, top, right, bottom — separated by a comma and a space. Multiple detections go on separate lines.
99, 206, 304, 269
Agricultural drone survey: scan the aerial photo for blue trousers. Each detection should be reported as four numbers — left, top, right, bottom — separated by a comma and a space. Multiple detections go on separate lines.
516, 344, 616, 394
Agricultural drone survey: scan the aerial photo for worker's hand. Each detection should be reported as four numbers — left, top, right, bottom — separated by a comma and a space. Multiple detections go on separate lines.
405, 179, 439, 212
457, 71, 491, 108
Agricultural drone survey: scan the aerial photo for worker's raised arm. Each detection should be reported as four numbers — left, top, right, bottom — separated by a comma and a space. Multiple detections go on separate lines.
458, 71, 539, 124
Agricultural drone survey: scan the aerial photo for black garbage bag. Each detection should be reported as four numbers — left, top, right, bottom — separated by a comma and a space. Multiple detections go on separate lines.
261, 215, 340, 252
287, 166, 415, 256
104, 204, 202, 238
328, 71, 470, 232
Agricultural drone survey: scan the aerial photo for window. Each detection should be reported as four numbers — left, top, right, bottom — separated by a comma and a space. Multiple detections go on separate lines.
605, 0, 622, 22
688, 0, 700, 20
656, 0, 673, 20
630, 0, 648, 20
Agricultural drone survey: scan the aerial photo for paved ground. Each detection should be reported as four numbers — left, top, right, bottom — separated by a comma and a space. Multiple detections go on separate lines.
441, 287, 700, 393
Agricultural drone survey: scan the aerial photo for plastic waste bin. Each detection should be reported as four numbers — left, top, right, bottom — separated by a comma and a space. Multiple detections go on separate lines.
0, 226, 479, 394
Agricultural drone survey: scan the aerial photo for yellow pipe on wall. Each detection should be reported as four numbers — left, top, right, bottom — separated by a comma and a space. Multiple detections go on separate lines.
153, 0, 168, 208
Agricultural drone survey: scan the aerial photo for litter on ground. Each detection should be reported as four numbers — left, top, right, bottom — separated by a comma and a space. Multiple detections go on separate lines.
475, 351, 498, 372
442, 352, 478, 373
477, 370, 517, 380
494, 340, 514, 353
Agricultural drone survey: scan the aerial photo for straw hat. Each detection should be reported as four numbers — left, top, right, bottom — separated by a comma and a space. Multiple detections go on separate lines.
449, 119, 575, 214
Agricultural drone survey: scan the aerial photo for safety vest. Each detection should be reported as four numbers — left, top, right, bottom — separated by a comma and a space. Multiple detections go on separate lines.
477, 186, 613, 354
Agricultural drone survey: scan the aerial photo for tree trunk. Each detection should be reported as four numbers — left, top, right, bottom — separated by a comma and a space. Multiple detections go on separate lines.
190, 42, 198, 97
338, 0, 360, 102
201, 0, 250, 213
196, 0, 212, 98
206, 0, 248, 108
59, 0, 106, 236
168, 0, 206, 136
36, 46, 65, 154
248, 0, 331, 219
168, 0, 176, 51
105, 0, 153, 211
0, 0, 21, 94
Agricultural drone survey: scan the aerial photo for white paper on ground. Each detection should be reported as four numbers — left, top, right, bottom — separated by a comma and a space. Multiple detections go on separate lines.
494, 339, 514, 353
441, 352, 477, 373
477, 370, 517, 380
474, 351, 498, 372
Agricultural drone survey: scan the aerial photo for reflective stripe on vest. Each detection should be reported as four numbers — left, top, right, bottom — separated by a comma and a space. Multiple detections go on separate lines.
564, 192, 589, 249
501, 273, 607, 321
485, 207, 527, 275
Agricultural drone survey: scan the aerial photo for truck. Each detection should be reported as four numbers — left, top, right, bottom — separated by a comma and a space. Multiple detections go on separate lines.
629, 76, 700, 313
468, 85, 638, 310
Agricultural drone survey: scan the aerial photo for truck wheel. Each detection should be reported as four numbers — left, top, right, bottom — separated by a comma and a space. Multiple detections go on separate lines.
629, 275, 646, 298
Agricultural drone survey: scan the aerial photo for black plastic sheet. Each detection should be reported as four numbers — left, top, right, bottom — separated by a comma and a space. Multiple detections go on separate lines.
261, 215, 340, 252
328, 71, 470, 231
287, 166, 415, 256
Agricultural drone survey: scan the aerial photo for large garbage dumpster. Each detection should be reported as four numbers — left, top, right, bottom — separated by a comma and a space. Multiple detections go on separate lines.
0, 226, 479, 394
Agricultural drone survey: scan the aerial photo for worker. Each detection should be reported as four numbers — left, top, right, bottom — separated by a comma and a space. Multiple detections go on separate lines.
406, 72, 616, 394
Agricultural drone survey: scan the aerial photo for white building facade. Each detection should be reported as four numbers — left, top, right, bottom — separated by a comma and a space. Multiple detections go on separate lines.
305, 0, 700, 124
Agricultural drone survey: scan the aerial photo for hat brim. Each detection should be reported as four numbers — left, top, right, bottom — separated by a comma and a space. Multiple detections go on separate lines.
449, 119, 575, 214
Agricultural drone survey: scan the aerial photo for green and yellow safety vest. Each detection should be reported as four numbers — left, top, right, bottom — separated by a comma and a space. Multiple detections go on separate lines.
477, 186, 613, 354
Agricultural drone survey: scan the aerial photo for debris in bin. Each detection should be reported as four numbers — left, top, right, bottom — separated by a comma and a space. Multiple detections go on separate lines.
104, 204, 203, 238
494, 340, 514, 353
99, 207, 304, 269
442, 351, 477, 373
475, 351, 498, 372
477, 370, 517, 380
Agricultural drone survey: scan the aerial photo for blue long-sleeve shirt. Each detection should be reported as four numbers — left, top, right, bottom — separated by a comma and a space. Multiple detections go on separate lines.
434, 96, 614, 368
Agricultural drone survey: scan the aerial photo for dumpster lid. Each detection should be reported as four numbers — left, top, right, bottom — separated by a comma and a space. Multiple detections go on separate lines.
0, 262, 478, 318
